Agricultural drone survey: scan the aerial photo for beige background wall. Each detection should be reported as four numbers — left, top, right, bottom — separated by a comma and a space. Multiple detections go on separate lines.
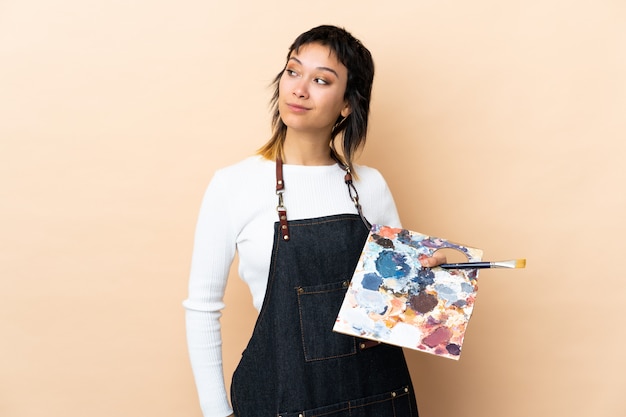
1, 1, 624, 416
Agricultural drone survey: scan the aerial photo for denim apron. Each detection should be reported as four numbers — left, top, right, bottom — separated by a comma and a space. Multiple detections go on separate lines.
230, 161, 418, 417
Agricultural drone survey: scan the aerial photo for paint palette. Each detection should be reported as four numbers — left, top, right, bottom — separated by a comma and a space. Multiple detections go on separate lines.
333, 225, 483, 360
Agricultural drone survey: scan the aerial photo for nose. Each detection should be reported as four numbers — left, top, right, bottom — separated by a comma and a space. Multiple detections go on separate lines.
292, 78, 309, 99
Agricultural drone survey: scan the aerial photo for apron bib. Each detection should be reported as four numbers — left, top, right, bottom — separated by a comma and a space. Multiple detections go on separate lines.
231, 159, 418, 417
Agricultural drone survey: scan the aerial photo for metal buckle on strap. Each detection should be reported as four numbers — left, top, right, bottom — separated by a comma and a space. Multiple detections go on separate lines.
277, 190, 289, 241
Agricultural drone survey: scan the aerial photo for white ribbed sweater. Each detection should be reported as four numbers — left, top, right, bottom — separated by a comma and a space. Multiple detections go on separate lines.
183, 156, 401, 417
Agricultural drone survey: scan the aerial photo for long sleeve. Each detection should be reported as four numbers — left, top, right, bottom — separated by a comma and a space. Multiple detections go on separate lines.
183, 170, 237, 417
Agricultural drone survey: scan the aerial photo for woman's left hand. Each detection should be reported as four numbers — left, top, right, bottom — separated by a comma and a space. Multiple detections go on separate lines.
419, 252, 447, 268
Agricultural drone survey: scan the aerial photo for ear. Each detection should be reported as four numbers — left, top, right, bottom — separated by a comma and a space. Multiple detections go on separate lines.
340, 101, 352, 118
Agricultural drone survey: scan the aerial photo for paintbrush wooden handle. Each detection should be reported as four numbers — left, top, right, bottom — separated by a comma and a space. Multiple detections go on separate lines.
440, 259, 526, 269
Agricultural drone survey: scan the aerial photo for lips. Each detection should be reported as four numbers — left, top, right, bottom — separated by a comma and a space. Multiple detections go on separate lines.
286, 103, 310, 113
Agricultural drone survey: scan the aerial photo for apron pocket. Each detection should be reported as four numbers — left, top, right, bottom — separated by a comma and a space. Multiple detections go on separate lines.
277, 385, 414, 417
296, 279, 357, 362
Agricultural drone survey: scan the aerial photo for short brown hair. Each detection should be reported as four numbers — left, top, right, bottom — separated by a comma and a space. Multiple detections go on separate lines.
257, 25, 375, 172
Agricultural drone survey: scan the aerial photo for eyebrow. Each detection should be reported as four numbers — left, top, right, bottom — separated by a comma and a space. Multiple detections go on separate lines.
288, 57, 339, 78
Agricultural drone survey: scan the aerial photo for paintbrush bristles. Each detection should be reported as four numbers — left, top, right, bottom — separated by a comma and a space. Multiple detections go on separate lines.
439, 259, 526, 269
493, 259, 526, 269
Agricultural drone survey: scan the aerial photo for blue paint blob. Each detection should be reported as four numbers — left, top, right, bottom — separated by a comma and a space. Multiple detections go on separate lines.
362, 273, 383, 291
434, 283, 460, 306
434, 284, 456, 297
396, 230, 413, 245
375, 250, 411, 278
412, 268, 435, 287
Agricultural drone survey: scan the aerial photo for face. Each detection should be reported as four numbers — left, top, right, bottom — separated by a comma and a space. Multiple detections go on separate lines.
278, 42, 351, 136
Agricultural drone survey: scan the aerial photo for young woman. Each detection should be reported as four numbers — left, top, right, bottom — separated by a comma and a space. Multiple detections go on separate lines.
184, 25, 445, 417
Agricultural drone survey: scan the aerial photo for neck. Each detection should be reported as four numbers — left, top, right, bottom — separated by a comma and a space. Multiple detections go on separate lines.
282, 130, 335, 166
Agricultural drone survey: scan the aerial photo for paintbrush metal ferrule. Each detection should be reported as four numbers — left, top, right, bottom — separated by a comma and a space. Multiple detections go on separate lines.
439, 259, 526, 269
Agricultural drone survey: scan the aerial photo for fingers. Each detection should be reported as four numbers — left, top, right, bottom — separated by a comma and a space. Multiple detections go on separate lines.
419, 252, 447, 268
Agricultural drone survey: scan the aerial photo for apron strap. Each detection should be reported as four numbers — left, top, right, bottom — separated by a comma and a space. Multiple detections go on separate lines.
339, 164, 372, 231
275, 157, 371, 243
276, 157, 289, 241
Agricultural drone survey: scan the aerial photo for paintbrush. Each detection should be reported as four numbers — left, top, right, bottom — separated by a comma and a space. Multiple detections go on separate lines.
439, 259, 526, 269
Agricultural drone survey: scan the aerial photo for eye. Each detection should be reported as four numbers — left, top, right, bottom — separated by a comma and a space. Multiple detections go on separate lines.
313, 78, 329, 85
284, 68, 298, 77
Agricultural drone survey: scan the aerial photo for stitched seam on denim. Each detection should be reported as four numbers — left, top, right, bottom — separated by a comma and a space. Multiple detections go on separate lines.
296, 284, 356, 362
288, 215, 361, 228
291, 387, 410, 417
350, 392, 409, 410
307, 392, 410, 417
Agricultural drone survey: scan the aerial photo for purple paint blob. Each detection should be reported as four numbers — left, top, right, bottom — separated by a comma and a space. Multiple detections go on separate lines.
372, 234, 395, 248
446, 343, 461, 356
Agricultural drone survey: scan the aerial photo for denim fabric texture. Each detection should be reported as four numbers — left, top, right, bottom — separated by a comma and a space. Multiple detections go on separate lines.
231, 214, 419, 417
